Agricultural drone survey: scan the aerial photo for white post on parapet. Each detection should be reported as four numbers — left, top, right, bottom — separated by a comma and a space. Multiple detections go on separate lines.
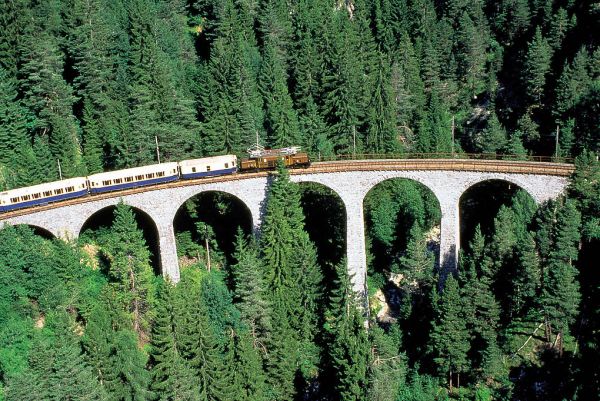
57, 159, 63, 180
155, 136, 161, 164
451, 116, 455, 157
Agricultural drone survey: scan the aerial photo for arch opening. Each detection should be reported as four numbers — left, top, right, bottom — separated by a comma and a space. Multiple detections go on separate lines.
78, 205, 161, 275
173, 191, 253, 272
21, 224, 55, 240
459, 179, 535, 250
298, 182, 346, 282
364, 178, 442, 285
363, 177, 442, 365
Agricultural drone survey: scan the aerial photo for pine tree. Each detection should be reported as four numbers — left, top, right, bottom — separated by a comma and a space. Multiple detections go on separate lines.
367, 325, 406, 401
398, 224, 435, 286
476, 112, 507, 154
523, 27, 552, 108
392, 33, 426, 151
540, 199, 582, 352
365, 53, 402, 154
321, 12, 365, 155
104, 203, 156, 339
149, 281, 200, 401
510, 232, 541, 319
259, 162, 323, 397
429, 275, 469, 391
177, 277, 234, 401
6, 311, 107, 401
82, 292, 152, 401
259, 40, 300, 148
232, 330, 269, 401
19, 27, 85, 178
325, 262, 370, 401
231, 230, 271, 349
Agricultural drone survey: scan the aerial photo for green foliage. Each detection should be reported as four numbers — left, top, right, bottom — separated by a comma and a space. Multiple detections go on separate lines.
429, 275, 470, 389
103, 203, 156, 338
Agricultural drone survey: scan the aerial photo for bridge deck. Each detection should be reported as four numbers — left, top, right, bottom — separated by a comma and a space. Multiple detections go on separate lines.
0, 159, 574, 220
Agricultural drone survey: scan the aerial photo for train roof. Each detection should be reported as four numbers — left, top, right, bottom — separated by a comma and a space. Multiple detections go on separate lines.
178, 155, 236, 166
87, 162, 179, 181
0, 177, 87, 198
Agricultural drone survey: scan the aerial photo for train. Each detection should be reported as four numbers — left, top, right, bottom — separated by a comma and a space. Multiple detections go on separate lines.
0, 150, 310, 213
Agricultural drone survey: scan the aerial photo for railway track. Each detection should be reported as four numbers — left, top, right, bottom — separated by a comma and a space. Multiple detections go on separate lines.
0, 159, 574, 220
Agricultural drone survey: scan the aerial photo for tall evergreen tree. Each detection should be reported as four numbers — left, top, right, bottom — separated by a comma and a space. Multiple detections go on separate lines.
429, 275, 470, 391
103, 203, 155, 339
149, 281, 200, 401
522, 27, 552, 108
325, 262, 370, 401
259, 40, 300, 148
540, 199, 582, 352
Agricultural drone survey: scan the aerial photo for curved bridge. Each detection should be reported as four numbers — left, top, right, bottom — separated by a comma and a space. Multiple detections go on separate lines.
0, 159, 573, 294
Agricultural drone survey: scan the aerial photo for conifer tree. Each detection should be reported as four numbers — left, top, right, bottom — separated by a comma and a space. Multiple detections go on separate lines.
104, 203, 156, 339
177, 277, 234, 401
510, 232, 541, 319
476, 112, 507, 154
365, 54, 402, 154
429, 275, 469, 391
150, 281, 200, 401
231, 230, 271, 348
321, 12, 364, 155
523, 27, 552, 108
20, 29, 85, 178
259, 40, 300, 148
540, 200, 582, 352
259, 162, 322, 396
6, 312, 107, 401
82, 292, 152, 401
232, 330, 269, 401
325, 262, 370, 401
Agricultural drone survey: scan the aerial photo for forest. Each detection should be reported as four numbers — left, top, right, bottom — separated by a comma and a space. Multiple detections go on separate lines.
0, 0, 599, 400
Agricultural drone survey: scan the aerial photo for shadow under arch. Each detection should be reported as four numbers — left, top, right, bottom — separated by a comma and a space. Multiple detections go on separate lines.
297, 181, 347, 273
363, 177, 443, 276
78, 205, 161, 275
459, 179, 535, 250
13, 224, 56, 240
173, 190, 254, 266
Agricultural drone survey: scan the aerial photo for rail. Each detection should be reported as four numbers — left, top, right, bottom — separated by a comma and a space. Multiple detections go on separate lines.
0, 158, 574, 220
313, 152, 574, 164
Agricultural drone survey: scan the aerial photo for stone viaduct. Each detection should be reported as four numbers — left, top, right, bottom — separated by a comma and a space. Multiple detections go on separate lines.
0, 159, 572, 294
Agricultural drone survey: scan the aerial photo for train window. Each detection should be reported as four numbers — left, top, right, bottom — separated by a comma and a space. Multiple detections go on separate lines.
33, 193, 40, 199
54, 189, 63, 195
114, 179, 122, 184
233, 160, 236, 166
125, 177, 133, 182
44, 191, 52, 196
11, 197, 18, 203
136, 175, 144, 180
173, 169, 176, 173
66, 186, 74, 192
206, 166, 211, 171
225, 163, 229, 168
146, 174, 154, 179
192, 167, 196, 173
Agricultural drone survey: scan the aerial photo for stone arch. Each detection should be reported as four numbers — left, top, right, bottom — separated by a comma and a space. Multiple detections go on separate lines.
458, 178, 535, 250
10, 224, 56, 240
297, 180, 348, 268
362, 175, 443, 219
362, 176, 443, 273
78, 204, 162, 274
459, 175, 540, 206
172, 190, 255, 264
